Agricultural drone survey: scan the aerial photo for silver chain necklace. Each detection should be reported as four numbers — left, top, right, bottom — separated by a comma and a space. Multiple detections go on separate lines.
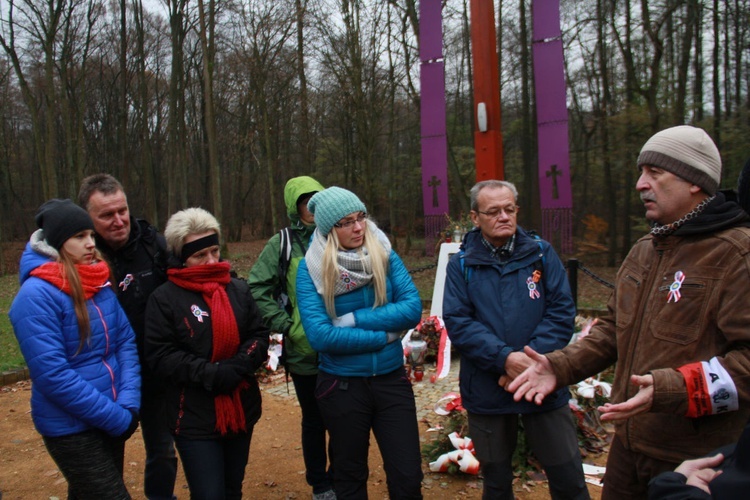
650, 195, 716, 237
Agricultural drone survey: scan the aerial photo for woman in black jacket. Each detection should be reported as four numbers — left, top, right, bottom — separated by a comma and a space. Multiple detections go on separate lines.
145, 207, 269, 499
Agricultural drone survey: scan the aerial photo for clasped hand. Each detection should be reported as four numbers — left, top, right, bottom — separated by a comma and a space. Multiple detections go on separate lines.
500, 346, 654, 421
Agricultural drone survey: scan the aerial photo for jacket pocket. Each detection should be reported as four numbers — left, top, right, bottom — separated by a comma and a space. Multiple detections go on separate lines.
615, 267, 642, 329
650, 268, 717, 345
314, 373, 339, 401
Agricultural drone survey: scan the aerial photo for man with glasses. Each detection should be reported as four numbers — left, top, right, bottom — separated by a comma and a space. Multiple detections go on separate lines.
443, 179, 589, 500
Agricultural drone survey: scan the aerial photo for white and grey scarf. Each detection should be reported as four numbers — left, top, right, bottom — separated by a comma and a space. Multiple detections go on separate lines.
306, 221, 392, 297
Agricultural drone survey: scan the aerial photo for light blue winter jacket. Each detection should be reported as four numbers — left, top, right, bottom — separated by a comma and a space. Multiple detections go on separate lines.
297, 249, 421, 377
9, 230, 141, 437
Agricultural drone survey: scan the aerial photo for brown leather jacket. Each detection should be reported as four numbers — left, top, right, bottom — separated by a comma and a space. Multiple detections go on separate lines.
548, 195, 750, 462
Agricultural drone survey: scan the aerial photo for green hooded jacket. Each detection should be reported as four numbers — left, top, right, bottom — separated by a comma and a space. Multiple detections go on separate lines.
248, 176, 325, 375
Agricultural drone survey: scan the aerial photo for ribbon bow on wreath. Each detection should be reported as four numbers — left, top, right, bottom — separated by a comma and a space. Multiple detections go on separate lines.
402, 315, 452, 382
428, 432, 480, 475
266, 333, 284, 371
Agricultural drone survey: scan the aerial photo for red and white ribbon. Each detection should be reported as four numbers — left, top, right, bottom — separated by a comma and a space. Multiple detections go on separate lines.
428, 432, 480, 475
667, 271, 685, 303
527, 277, 540, 299
434, 392, 464, 416
402, 316, 452, 383
429, 316, 452, 382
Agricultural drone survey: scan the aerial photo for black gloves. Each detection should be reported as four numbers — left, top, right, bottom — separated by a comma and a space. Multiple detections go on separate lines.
212, 358, 250, 394
120, 408, 140, 440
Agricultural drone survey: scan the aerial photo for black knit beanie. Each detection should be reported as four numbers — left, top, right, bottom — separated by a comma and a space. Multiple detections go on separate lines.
35, 199, 95, 250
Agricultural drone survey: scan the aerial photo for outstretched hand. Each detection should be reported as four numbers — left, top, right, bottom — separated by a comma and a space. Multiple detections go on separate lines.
598, 374, 653, 421
676, 454, 724, 493
505, 346, 557, 405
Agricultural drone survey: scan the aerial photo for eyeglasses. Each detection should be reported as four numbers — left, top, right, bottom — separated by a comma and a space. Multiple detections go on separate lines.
334, 212, 368, 229
476, 205, 518, 218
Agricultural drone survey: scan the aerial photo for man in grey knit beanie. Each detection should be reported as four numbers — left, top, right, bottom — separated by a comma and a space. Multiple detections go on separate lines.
507, 125, 750, 498
637, 125, 721, 195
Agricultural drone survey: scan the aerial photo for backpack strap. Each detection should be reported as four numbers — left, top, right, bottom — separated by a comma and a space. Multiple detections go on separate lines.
278, 227, 306, 294
458, 249, 472, 283
532, 233, 545, 273
278, 228, 291, 293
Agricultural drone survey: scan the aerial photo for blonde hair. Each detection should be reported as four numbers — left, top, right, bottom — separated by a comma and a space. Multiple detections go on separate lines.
58, 247, 107, 354
320, 222, 388, 317
164, 207, 221, 257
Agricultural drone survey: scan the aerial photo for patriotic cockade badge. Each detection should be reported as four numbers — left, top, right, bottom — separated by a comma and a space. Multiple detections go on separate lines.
667, 270, 685, 303
191, 304, 209, 323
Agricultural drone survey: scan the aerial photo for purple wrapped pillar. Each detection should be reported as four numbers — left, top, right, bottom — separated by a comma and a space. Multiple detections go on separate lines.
532, 0, 573, 254
420, 0, 449, 256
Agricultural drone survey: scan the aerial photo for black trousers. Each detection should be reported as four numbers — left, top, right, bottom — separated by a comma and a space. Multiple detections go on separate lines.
468, 405, 590, 500
291, 371, 335, 494
43, 429, 130, 500
315, 368, 423, 500
140, 383, 178, 500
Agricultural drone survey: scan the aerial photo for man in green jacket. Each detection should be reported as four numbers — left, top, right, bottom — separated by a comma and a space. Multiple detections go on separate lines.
248, 175, 334, 500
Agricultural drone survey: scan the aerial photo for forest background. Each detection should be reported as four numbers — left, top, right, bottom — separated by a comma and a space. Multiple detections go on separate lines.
1, 0, 749, 272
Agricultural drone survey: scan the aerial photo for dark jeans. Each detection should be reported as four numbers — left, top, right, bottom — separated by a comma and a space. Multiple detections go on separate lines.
174, 431, 253, 500
43, 429, 130, 500
291, 372, 334, 494
602, 434, 678, 500
140, 384, 178, 500
316, 368, 423, 500
468, 405, 590, 500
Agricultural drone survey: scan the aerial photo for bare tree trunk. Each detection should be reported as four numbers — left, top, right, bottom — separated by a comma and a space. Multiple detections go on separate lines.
713, 0, 721, 146
120, 0, 129, 188
167, 0, 188, 215
295, 0, 312, 171
733, 0, 744, 115
674, 0, 698, 124
693, 0, 705, 122
197, 0, 221, 224
597, 0, 616, 267
133, 0, 158, 224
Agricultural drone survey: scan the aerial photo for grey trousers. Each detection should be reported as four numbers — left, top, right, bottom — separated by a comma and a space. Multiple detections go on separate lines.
468, 405, 590, 500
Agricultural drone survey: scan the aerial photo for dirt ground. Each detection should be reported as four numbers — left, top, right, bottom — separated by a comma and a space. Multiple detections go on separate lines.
0, 378, 605, 500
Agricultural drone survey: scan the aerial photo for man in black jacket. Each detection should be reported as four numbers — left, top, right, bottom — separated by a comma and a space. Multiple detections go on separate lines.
79, 174, 176, 500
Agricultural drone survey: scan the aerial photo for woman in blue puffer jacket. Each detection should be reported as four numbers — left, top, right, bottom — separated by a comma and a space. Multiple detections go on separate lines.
9, 199, 140, 500
297, 187, 423, 500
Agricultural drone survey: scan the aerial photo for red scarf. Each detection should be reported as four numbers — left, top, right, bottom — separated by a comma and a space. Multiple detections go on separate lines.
31, 260, 111, 298
168, 261, 248, 435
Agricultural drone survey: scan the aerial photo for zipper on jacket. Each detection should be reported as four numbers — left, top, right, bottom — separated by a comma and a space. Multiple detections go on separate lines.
624, 248, 663, 448
93, 299, 117, 401
175, 388, 186, 435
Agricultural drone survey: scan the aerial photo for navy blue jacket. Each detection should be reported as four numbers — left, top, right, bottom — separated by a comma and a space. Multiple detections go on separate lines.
443, 227, 575, 414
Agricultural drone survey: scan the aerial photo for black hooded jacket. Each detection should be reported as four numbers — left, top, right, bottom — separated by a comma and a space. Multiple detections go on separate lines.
97, 217, 168, 367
